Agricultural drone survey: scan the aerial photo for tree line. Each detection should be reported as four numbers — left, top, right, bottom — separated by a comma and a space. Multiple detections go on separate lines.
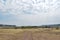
0, 24, 60, 29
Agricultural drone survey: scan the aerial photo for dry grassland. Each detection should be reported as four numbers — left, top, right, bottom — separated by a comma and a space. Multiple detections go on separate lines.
0, 28, 60, 40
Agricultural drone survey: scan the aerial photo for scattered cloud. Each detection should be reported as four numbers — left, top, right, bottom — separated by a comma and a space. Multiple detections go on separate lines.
0, 0, 60, 26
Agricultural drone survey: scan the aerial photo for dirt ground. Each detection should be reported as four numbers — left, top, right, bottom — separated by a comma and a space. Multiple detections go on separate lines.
0, 28, 60, 40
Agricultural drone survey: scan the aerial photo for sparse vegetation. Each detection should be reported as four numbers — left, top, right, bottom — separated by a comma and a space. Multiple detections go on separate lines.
0, 28, 60, 40
0, 24, 60, 40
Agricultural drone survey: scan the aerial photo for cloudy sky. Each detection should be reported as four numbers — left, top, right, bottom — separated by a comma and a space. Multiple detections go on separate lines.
0, 0, 60, 26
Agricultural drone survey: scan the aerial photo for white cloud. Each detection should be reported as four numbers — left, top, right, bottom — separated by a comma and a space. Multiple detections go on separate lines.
0, 0, 60, 26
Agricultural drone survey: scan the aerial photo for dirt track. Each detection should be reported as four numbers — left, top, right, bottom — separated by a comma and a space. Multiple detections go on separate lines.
0, 29, 60, 40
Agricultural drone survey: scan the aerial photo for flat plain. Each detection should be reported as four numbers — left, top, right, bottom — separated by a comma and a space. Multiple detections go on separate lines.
0, 28, 60, 40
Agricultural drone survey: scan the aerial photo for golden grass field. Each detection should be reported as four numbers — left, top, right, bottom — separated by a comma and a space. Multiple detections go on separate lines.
0, 28, 60, 40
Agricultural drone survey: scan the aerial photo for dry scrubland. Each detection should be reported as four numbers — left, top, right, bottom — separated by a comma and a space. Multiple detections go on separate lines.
0, 28, 60, 40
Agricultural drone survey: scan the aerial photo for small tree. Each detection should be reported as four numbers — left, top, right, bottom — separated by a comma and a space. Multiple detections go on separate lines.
56, 27, 59, 30
45, 26, 48, 28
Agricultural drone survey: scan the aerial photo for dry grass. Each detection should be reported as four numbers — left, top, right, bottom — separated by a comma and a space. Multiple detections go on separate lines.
0, 28, 60, 40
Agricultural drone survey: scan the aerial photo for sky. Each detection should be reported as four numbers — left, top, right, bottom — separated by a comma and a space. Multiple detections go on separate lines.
0, 0, 60, 26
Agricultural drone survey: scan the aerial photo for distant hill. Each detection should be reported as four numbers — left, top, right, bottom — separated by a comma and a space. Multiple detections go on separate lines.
0, 24, 60, 28
0, 24, 16, 27
0, 24, 16, 29
41, 24, 60, 28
